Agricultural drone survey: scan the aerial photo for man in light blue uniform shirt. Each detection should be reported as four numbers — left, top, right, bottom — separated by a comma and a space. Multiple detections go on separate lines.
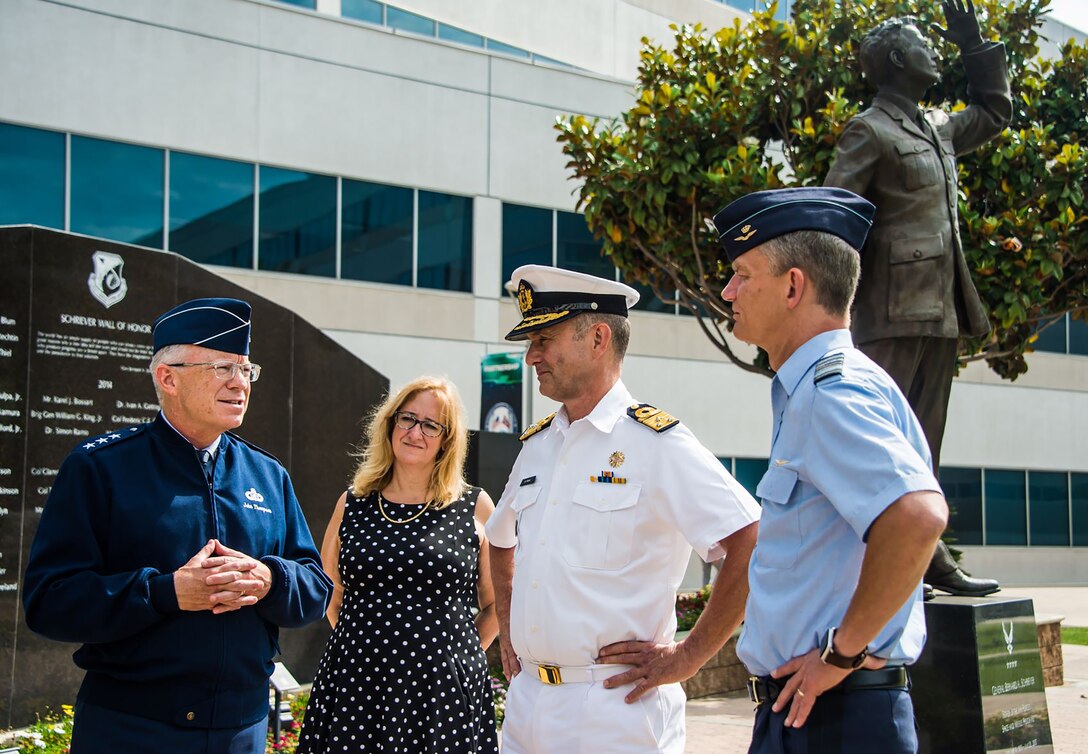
712, 187, 949, 753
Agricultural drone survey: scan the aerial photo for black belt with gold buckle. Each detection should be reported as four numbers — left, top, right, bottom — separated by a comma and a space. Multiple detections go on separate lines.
746, 666, 910, 706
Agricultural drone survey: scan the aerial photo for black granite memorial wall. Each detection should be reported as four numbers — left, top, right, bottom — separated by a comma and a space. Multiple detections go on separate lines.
0, 225, 388, 728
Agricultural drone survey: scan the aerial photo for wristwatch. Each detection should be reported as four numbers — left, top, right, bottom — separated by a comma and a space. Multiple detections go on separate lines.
819, 627, 868, 670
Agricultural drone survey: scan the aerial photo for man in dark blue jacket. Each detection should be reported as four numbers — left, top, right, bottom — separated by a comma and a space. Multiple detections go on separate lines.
23, 297, 333, 754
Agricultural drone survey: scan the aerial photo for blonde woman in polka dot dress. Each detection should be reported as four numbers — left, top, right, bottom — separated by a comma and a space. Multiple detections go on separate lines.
298, 376, 500, 753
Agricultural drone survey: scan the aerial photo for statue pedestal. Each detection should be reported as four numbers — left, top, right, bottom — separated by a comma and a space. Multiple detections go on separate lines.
914, 596, 1054, 753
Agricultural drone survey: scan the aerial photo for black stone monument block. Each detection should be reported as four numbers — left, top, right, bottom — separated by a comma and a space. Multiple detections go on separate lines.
914, 596, 1054, 754
466, 431, 522, 499
0, 226, 387, 727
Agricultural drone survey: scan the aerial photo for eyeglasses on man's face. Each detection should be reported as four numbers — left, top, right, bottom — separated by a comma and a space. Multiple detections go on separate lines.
393, 411, 446, 438
167, 361, 262, 383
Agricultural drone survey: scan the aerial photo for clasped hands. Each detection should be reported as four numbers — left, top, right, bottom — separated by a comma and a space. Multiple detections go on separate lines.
174, 539, 273, 614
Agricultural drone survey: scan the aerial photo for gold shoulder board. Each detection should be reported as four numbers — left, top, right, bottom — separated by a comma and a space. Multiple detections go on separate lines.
627, 403, 679, 433
519, 412, 557, 442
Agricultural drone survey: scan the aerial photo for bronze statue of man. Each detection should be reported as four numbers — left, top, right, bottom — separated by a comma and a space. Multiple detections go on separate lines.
824, 0, 1011, 597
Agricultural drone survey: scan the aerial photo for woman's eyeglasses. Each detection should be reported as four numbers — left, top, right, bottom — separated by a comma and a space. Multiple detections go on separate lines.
393, 411, 446, 438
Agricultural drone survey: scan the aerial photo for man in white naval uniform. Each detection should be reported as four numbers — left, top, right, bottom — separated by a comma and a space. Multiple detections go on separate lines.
486, 265, 760, 754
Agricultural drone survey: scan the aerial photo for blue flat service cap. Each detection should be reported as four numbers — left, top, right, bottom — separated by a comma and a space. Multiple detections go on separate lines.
504, 264, 640, 341
712, 187, 876, 262
153, 298, 252, 355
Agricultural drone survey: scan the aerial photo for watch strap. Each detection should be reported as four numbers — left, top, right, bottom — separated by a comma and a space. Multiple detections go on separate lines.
819, 627, 868, 670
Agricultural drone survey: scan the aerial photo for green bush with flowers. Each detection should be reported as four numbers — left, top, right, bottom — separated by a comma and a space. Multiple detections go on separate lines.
6, 696, 311, 754
676, 585, 713, 632
7, 678, 513, 751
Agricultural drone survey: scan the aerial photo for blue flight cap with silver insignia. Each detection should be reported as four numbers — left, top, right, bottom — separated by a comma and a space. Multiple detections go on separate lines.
152, 298, 252, 355
711, 187, 876, 262
504, 265, 640, 341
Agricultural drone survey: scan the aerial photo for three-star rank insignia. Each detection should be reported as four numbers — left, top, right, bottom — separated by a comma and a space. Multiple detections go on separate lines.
627, 403, 679, 433
609, 451, 625, 468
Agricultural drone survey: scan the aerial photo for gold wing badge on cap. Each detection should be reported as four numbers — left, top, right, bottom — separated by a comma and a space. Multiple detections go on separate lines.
734, 224, 757, 241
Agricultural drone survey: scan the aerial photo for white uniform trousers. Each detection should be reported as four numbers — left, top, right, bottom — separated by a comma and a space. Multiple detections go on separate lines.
500, 670, 686, 753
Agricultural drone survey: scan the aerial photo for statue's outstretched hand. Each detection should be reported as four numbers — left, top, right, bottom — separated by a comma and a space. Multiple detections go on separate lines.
932, 0, 985, 51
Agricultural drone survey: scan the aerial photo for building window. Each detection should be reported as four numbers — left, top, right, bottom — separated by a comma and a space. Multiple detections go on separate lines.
257, 167, 336, 277
940, 466, 984, 545
1029, 471, 1070, 546
0, 123, 64, 229
272, 0, 316, 8
70, 136, 164, 248
556, 210, 610, 279
721, 0, 791, 21
169, 152, 254, 269
1070, 316, 1088, 356
417, 190, 472, 292
733, 458, 768, 498
625, 272, 679, 314
501, 203, 552, 293
1073, 473, 1088, 546
386, 6, 435, 37
1031, 313, 1088, 356
341, 0, 382, 24
486, 39, 531, 59
984, 469, 1027, 545
341, 179, 413, 285
1033, 315, 1067, 353
438, 23, 484, 48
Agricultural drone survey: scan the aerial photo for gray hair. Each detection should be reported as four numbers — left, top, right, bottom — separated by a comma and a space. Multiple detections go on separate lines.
761, 231, 860, 318
148, 343, 189, 403
859, 17, 918, 88
572, 312, 630, 361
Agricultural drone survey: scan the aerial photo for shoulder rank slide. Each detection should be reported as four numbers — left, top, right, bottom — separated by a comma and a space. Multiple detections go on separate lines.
79, 425, 145, 453
814, 352, 845, 384
519, 412, 556, 442
627, 403, 679, 433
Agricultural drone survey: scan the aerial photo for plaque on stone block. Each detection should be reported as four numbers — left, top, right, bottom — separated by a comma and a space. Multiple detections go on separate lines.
914, 596, 1053, 754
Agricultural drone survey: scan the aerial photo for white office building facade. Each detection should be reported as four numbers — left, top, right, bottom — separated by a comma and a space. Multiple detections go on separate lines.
2, 0, 1087, 584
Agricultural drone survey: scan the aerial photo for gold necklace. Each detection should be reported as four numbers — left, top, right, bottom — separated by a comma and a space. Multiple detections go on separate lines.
377, 491, 430, 524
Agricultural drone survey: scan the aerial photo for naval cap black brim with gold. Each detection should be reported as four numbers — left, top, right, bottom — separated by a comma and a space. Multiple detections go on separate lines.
504, 265, 640, 341
152, 297, 252, 355
712, 187, 876, 262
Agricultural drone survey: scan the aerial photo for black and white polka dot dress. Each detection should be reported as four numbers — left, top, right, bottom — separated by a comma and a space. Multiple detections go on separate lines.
298, 486, 498, 754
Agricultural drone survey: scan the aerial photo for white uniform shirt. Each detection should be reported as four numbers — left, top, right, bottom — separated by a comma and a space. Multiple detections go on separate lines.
486, 381, 760, 667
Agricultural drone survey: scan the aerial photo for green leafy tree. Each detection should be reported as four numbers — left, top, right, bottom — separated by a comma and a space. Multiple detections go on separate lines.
556, 0, 1086, 379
